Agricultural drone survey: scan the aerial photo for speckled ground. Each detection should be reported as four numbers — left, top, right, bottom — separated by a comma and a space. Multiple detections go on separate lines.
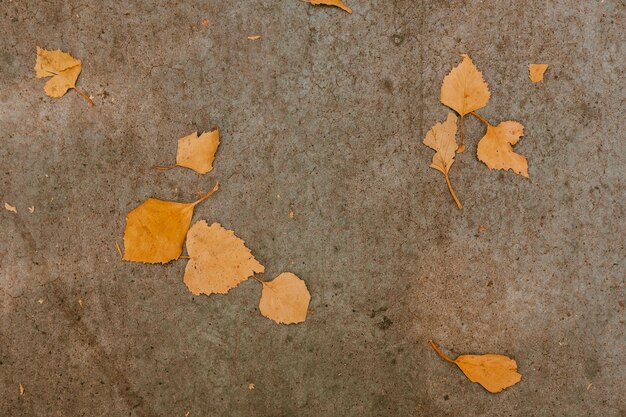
1, 1, 624, 416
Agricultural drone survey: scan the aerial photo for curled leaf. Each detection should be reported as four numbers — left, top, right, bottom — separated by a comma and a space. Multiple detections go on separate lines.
259, 272, 310, 324
307, 0, 352, 14
183, 221, 264, 296
430, 341, 522, 394
35, 47, 93, 106
423, 113, 462, 209
529, 64, 549, 83
122, 183, 219, 264
477, 121, 529, 178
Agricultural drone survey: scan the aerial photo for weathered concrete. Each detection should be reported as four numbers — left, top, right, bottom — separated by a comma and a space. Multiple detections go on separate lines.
1, 1, 624, 415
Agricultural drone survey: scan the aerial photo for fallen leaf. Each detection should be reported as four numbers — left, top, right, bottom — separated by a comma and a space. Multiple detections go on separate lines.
247, 35, 261, 41
423, 113, 462, 209
259, 272, 311, 324
37, 298, 44, 304
289, 210, 295, 219
183, 221, 264, 295
529, 64, 549, 83
477, 121, 529, 178
28, 206, 35, 213
4, 203, 17, 213
78, 299, 84, 307
430, 341, 521, 393
19, 383, 24, 396
248, 383, 255, 390
123, 183, 219, 263
478, 225, 487, 233
35, 47, 93, 106
156, 130, 220, 174
307, 0, 352, 14
201, 19, 209, 26
440, 54, 490, 152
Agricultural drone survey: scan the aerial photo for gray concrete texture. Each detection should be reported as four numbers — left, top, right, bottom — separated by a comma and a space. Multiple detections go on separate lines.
1, 0, 624, 416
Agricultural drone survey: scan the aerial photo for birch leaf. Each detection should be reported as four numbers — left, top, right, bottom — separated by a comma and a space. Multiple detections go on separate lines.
477, 121, 529, 178
35, 47, 93, 106
440, 54, 490, 117
183, 221, 264, 296
259, 272, 310, 324
423, 113, 462, 209
307, 0, 352, 14
529, 64, 549, 83
122, 183, 219, 264
430, 341, 522, 393
157, 130, 220, 174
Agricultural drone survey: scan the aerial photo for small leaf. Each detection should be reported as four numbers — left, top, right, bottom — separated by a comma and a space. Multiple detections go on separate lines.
307, 0, 352, 14
156, 130, 220, 174
430, 341, 522, 394
122, 183, 219, 264
259, 272, 310, 324
529, 64, 549, 83
477, 121, 529, 178
423, 113, 462, 209
4, 202, 17, 213
35, 47, 93, 106
183, 221, 264, 295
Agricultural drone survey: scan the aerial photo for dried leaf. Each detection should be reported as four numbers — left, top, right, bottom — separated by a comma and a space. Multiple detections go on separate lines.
441, 54, 490, 117
307, 0, 352, 14
19, 383, 24, 396
423, 113, 462, 209
431, 341, 522, 393
183, 221, 264, 295
477, 121, 529, 178
122, 183, 219, 264
157, 130, 220, 174
4, 203, 17, 213
35, 47, 93, 106
529, 64, 549, 83
259, 272, 311, 324
247, 35, 261, 41
28, 206, 35, 213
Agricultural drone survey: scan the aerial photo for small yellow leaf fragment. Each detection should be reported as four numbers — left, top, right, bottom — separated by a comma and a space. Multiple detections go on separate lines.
183, 221, 264, 296
289, 210, 295, 219
19, 383, 24, 396
37, 298, 44, 304
248, 383, 255, 390
477, 121, 529, 178
28, 206, 35, 213
307, 0, 352, 14
478, 225, 487, 233
122, 183, 219, 264
4, 203, 17, 213
201, 19, 209, 26
423, 113, 462, 209
441, 54, 490, 117
259, 272, 311, 324
430, 341, 521, 393
529, 64, 549, 83
35, 47, 93, 106
247, 35, 261, 41
78, 299, 84, 307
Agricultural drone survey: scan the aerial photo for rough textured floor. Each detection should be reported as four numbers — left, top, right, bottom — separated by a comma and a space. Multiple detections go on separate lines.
1, 1, 625, 416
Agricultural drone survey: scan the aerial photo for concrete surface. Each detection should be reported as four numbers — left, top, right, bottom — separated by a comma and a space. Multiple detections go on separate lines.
1, 0, 624, 416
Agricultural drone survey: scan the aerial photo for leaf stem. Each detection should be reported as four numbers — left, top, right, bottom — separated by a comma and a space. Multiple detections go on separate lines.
430, 340, 455, 363
469, 111, 489, 126
73, 86, 95, 107
252, 276, 265, 285
444, 173, 462, 209
458, 115, 465, 152
153, 165, 178, 171
193, 182, 220, 206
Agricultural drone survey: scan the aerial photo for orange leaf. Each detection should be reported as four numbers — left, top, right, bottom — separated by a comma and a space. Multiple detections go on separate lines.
307, 0, 352, 14
259, 272, 311, 324
529, 64, 549, 83
440, 54, 490, 117
477, 121, 529, 178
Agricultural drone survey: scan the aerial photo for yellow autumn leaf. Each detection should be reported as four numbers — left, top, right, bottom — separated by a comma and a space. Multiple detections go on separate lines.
423, 113, 462, 209
4, 202, 17, 213
259, 272, 311, 324
477, 121, 529, 178
183, 221, 264, 295
441, 54, 490, 117
122, 183, 219, 264
430, 341, 522, 393
307, 0, 352, 14
35, 47, 93, 106
529, 64, 549, 83
156, 130, 220, 174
